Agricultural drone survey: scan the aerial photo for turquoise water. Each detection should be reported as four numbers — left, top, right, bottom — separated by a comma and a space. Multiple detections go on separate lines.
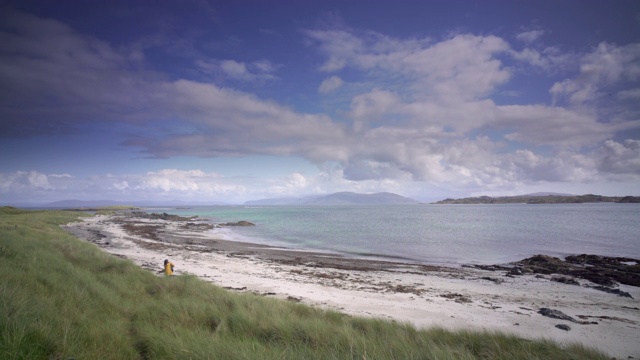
153, 203, 640, 266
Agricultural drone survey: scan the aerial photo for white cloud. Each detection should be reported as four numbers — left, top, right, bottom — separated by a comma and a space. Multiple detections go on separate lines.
140, 79, 349, 162
596, 139, 640, 176
266, 172, 312, 195
0, 170, 51, 194
308, 29, 511, 100
318, 75, 344, 94
617, 88, 640, 100
516, 30, 544, 43
196, 59, 277, 81
113, 181, 129, 190
550, 42, 640, 105
495, 104, 612, 147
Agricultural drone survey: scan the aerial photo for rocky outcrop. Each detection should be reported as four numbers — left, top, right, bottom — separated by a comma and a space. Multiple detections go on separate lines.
512, 254, 640, 288
220, 221, 255, 227
470, 254, 638, 298
125, 211, 197, 222
538, 308, 597, 325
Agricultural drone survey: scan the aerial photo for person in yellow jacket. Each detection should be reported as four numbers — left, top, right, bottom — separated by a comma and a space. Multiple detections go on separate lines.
163, 259, 175, 276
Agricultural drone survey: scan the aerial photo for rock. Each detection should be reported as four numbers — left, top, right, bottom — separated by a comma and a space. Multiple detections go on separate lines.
538, 308, 576, 322
511, 254, 640, 288
221, 221, 255, 227
555, 324, 571, 331
507, 267, 523, 276
585, 285, 633, 299
481, 276, 504, 284
551, 276, 580, 286
440, 293, 472, 303
466, 264, 511, 271
538, 308, 598, 325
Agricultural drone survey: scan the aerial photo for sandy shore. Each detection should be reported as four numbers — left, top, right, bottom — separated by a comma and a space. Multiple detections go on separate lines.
63, 213, 640, 358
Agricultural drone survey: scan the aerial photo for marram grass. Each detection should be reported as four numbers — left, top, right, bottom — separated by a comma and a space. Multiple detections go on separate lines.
0, 207, 608, 359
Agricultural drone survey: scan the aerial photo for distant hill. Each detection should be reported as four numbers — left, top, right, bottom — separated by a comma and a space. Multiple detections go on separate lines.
434, 194, 640, 204
244, 196, 319, 206
522, 192, 574, 197
245, 192, 420, 205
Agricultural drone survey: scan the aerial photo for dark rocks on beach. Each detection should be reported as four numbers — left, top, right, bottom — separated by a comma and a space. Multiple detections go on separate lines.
551, 276, 580, 286
538, 308, 598, 325
506, 267, 523, 276
538, 308, 576, 322
555, 324, 571, 331
480, 276, 504, 284
463, 264, 511, 272
220, 221, 255, 227
180, 222, 214, 231
510, 254, 640, 288
126, 211, 197, 222
585, 285, 633, 299
441, 293, 472, 303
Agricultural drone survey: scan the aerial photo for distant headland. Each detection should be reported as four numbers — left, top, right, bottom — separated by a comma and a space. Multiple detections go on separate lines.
434, 194, 640, 204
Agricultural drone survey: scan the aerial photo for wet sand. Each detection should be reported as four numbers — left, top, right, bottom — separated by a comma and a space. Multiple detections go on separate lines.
63, 212, 640, 358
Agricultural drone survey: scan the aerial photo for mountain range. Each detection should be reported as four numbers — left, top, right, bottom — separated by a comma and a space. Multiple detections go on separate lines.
244, 192, 420, 205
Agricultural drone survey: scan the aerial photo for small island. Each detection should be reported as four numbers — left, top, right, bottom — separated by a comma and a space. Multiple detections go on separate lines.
434, 194, 640, 204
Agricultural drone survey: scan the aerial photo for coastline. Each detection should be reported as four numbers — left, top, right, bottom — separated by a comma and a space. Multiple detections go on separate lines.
63, 212, 640, 358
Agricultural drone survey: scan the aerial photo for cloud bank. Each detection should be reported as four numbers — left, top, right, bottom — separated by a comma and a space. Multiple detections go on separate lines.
1, 9, 639, 203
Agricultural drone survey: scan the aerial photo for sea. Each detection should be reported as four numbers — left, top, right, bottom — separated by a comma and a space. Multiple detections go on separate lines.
147, 203, 640, 266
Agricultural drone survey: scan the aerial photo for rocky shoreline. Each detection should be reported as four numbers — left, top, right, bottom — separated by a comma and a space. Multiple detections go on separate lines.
468, 254, 639, 298
62, 211, 640, 358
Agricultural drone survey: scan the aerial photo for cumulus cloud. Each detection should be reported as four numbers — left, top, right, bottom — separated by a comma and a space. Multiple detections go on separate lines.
550, 42, 640, 105
307, 29, 511, 100
318, 75, 344, 93
0, 169, 252, 203
136, 79, 349, 161
196, 59, 277, 81
516, 30, 544, 43
596, 139, 640, 176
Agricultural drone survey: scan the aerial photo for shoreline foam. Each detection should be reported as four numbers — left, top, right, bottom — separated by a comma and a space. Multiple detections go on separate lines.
63, 213, 640, 358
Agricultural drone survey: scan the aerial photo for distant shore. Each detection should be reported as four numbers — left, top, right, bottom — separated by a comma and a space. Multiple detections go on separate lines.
434, 194, 640, 204
63, 211, 640, 358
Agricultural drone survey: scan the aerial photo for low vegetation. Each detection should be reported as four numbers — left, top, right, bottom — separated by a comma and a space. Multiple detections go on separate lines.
0, 207, 608, 359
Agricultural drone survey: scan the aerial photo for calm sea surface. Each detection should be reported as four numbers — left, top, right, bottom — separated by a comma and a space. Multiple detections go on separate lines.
153, 204, 640, 266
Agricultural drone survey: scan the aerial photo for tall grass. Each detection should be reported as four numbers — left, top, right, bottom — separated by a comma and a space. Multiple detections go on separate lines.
0, 207, 608, 359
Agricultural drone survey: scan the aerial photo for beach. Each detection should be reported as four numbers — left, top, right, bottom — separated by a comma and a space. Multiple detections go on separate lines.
63, 212, 640, 359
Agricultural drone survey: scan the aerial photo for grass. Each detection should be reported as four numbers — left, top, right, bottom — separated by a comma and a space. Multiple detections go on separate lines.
0, 206, 609, 359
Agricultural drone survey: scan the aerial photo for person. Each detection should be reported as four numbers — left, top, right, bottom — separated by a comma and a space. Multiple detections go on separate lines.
163, 259, 175, 276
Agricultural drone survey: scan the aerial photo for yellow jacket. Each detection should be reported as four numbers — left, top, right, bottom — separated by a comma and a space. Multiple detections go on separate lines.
164, 261, 175, 276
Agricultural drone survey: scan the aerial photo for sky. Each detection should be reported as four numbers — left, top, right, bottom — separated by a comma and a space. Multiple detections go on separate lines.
1, 0, 640, 205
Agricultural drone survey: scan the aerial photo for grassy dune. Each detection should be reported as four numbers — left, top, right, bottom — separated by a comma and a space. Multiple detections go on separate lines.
0, 207, 608, 359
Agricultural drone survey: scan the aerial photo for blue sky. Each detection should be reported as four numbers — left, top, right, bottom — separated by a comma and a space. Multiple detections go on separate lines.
1, 0, 639, 205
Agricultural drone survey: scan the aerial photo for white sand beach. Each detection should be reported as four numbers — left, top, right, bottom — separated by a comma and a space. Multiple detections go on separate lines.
63, 213, 640, 359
